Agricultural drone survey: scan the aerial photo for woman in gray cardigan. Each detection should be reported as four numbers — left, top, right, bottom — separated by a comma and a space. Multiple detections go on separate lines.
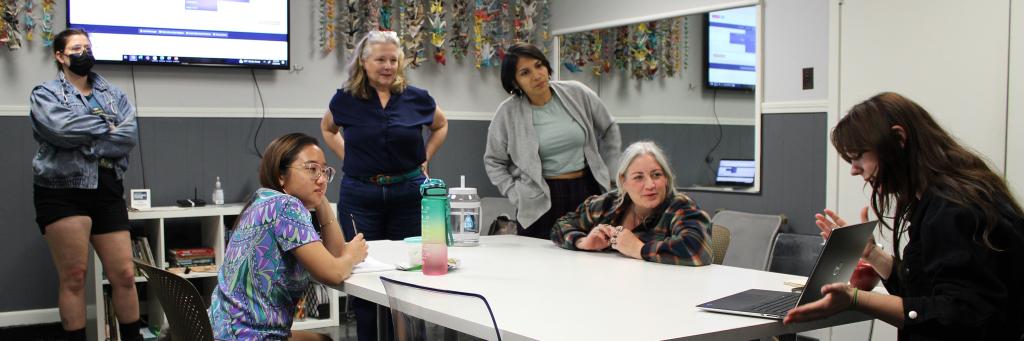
484, 43, 621, 239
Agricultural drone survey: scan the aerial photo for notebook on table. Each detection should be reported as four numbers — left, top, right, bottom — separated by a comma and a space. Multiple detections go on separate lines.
696, 220, 877, 319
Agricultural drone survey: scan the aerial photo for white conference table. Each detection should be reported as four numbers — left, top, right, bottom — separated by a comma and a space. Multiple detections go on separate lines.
331, 235, 870, 341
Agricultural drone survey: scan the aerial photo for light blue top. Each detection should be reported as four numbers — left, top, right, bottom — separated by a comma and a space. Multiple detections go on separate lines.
532, 93, 586, 177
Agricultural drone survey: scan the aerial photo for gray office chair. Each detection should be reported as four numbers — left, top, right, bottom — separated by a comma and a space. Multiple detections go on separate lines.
710, 224, 731, 265
767, 233, 826, 277
133, 259, 214, 341
711, 210, 786, 270
381, 276, 501, 341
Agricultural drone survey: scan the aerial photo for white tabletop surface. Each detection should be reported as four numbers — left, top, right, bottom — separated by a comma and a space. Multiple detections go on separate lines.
333, 235, 869, 341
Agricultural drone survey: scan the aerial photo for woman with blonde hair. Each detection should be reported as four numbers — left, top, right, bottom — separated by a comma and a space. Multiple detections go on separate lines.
319, 30, 448, 341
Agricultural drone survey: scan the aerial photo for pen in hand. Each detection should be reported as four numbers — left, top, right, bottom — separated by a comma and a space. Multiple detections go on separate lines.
349, 213, 360, 236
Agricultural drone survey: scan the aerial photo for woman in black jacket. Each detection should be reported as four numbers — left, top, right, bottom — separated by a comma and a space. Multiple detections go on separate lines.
784, 92, 1024, 340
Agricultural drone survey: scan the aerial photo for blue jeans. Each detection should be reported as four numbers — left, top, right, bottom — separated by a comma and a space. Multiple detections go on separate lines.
338, 174, 424, 242
338, 174, 424, 341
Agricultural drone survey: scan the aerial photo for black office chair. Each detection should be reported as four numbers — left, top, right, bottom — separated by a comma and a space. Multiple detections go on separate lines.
766, 234, 825, 341
133, 259, 215, 341
767, 233, 826, 277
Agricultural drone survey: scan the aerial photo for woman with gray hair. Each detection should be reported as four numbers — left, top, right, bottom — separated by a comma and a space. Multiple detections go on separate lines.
319, 30, 448, 341
551, 141, 713, 265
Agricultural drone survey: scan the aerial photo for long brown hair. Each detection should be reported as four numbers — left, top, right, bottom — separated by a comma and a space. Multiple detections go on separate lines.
832, 92, 1023, 259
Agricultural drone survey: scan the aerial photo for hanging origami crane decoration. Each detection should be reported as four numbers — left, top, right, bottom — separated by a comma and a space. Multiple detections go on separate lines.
448, 0, 470, 60
41, 0, 55, 46
2, 0, 23, 50
319, 0, 551, 68
319, 0, 337, 54
401, 0, 426, 68
21, 0, 32, 41
428, 0, 446, 64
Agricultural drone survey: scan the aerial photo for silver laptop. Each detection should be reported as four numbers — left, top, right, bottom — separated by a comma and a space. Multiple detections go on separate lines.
696, 220, 877, 319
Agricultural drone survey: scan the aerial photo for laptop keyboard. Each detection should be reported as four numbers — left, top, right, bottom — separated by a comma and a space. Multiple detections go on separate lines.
750, 294, 800, 316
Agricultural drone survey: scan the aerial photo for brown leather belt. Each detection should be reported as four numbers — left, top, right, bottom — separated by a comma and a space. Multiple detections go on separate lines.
544, 169, 586, 180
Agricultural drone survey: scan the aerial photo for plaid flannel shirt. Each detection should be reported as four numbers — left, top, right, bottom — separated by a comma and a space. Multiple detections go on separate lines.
551, 190, 713, 266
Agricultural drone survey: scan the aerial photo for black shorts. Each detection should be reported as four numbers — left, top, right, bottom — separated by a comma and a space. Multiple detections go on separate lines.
34, 167, 131, 235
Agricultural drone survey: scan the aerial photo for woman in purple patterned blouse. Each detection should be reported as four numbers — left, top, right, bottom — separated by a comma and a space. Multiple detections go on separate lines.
208, 133, 368, 340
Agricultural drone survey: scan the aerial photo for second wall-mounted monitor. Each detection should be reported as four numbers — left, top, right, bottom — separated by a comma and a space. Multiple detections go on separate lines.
704, 6, 757, 90
68, 0, 290, 69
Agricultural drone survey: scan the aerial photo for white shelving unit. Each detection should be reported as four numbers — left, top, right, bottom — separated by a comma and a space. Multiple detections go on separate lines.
85, 204, 339, 341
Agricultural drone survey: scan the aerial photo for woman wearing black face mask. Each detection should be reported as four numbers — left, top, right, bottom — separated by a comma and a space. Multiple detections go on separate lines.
29, 29, 142, 341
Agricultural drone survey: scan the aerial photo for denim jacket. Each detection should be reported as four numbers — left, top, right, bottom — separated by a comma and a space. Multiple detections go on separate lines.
30, 71, 138, 189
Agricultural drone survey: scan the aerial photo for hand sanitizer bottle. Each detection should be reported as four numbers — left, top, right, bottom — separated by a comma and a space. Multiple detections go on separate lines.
212, 177, 225, 205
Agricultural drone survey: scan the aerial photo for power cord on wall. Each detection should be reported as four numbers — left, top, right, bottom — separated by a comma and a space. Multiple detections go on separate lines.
130, 65, 148, 188
703, 89, 723, 184
251, 69, 266, 158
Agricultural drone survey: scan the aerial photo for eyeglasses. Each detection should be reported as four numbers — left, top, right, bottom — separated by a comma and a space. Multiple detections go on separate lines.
64, 44, 92, 54
289, 163, 336, 183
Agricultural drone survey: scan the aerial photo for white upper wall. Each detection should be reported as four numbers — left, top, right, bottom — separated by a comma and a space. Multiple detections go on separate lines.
1008, 0, 1024, 200
0, 1, 512, 118
762, 0, 828, 103
559, 14, 755, 125
551, 0, 831, 106
832, 0, 1014, 235
0, 0, 799, 124
550, 0, 758, 34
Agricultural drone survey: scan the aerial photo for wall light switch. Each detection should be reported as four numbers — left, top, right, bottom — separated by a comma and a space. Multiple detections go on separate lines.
802, 67, 814, 90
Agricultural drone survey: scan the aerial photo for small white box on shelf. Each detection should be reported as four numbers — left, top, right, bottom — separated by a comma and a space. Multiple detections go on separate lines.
130, 189, 151, 210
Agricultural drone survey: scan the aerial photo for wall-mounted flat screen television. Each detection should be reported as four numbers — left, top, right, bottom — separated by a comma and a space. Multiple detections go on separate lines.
704, 6, 756, 90
68, 0, 289, 69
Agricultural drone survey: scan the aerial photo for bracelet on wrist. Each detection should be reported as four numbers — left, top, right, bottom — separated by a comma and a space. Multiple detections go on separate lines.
851, 288, 859, 309
320, 217, 337, 229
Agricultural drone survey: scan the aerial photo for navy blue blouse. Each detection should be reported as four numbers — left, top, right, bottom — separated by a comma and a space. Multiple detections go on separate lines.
328, 85, 437, 177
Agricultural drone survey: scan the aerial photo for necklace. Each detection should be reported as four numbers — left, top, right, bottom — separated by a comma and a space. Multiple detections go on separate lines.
632, 205, 648, 228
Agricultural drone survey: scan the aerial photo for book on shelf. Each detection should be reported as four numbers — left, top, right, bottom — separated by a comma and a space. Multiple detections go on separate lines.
166, 264, 217, 274
167, 247, 215, 258
121, 236, 155, 278
103, 288, 119, 341
170, 257, 215, 267
140, 236, 155, 268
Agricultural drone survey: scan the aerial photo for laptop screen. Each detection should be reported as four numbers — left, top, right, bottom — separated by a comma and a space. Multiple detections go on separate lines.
715, 159, 756, 186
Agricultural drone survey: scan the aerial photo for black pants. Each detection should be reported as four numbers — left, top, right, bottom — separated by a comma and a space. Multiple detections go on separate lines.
518, 169, 602, 240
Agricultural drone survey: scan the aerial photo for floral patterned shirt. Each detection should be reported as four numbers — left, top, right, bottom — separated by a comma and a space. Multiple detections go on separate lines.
209, 188, 321, 340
